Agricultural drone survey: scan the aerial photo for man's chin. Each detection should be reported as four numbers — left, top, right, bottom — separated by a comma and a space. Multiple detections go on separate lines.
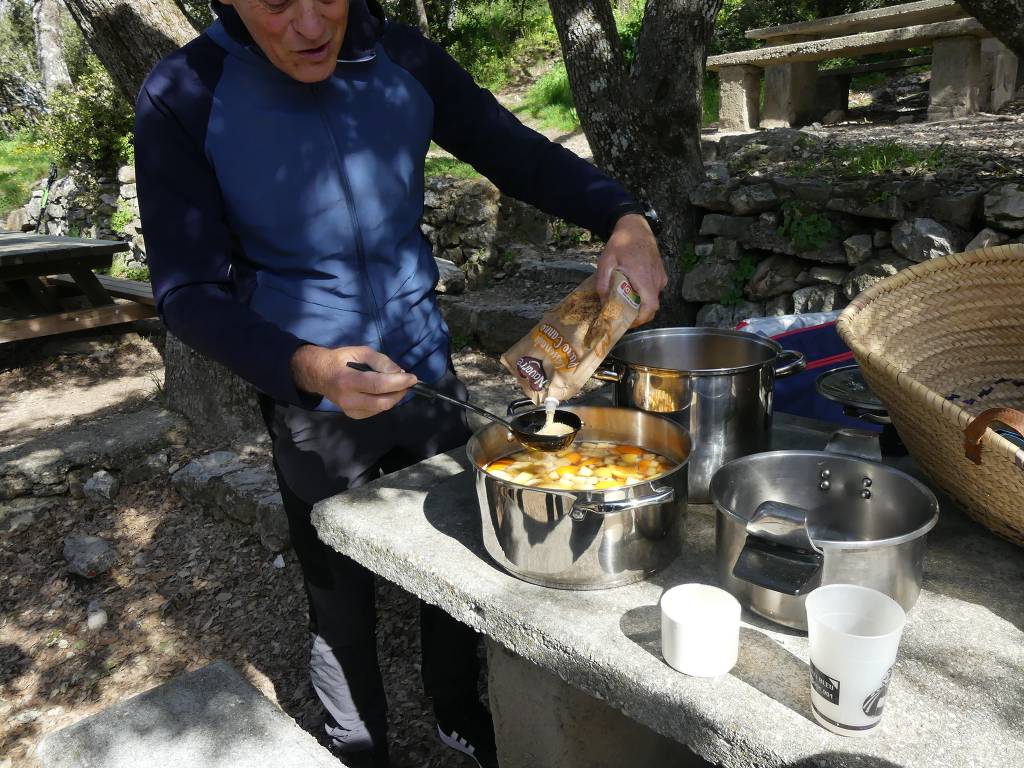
286, 60, 339, 83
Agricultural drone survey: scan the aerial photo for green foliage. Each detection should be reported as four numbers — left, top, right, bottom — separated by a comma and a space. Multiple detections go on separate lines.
702, 73, 721, 127
110, 262, 151, 282
0, 132, 51, 218
516, 63, 578, 133
424, 156, 480, 179
825, 141, 949, 176
41, 56, 134, 173
616, 1, 647, 66
779, 202, 835, 251
721, 252, 759, 306
60, 8, 92, 82
450, 332, 471, 351
679, 243, 700, 272
110, 199, 135, 235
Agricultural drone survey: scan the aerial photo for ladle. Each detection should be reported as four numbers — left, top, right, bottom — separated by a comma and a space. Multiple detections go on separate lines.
345, 361, 582, 451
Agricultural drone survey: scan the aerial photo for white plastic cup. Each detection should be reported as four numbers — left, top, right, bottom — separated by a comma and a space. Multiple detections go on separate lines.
660, 584, 741, 677
805, 584, 907, 737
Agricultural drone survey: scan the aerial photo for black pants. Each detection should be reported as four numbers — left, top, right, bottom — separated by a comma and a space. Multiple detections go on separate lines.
258, 369, 481, 757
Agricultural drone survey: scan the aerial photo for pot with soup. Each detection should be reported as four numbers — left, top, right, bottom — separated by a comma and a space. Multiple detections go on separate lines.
466, 404, 691, 589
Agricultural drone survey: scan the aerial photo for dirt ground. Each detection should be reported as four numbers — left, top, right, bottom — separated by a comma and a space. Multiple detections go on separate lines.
0, 329, 501, 768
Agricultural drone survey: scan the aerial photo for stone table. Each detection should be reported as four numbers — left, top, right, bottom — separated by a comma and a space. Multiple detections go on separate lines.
312, 415, 1024, 768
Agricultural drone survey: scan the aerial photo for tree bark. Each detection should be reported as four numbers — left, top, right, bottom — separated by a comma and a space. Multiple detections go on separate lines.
957, 0, 1024, 59
61, 0, 199, 100
547, 0, 721, 322
409, 0, 430, 36
33, 0, 71, 93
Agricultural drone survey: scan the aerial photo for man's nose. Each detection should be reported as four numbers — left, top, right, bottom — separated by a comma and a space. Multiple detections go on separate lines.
292, 0, 327, 40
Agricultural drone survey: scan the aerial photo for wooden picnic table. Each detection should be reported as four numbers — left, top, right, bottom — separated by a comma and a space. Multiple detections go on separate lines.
707, 0, 1018, 129
0, 234, 155, 344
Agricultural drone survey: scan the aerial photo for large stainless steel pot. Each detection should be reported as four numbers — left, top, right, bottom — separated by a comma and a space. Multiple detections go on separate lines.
710, 445, 939, 630
467, 406, 691, 589
595, 328, 806, 503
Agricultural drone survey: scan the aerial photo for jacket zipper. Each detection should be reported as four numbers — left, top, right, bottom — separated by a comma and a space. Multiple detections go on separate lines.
311, 83, 387, 351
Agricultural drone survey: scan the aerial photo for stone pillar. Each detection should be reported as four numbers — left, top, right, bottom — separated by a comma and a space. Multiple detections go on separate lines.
717, 65, 761, 130
816, 72, 851, 118
979, 38, 1019, 112
486, 640, 712, 768
929, 36, 983, 120
761, 62, 819, 128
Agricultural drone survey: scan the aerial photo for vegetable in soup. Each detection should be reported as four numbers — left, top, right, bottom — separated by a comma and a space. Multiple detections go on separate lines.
484, 442, 676, 491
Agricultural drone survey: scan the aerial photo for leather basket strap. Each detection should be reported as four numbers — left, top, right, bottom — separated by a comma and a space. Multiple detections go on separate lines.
964, 408, 1024, 465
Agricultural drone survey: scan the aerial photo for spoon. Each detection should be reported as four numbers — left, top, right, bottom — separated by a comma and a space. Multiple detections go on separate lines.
345, 361, 582, 451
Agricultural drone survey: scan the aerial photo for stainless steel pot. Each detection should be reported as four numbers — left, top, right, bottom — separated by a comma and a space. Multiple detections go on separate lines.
710, 442, 940, 630
595, 328, 806, 503
467, 406, 691, 589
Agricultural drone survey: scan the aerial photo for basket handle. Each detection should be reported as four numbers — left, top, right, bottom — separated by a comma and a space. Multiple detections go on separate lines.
964, 408, 1024, 465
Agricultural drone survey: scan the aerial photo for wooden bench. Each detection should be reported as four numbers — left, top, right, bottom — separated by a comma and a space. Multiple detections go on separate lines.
707, 0, 1019, 129
46, 272, 155, 306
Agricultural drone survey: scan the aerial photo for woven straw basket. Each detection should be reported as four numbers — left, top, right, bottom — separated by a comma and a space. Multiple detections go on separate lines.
837, 244, 1024, 548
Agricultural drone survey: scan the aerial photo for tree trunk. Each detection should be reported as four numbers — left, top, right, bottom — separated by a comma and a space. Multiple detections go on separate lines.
444, 0, 457, 30
957, 0, 1024, 59
33, 0, 71, 93
618, 0, 632, 13
547, 0, 721, 322
409, 0, 430, 36
61, 0, 199, 100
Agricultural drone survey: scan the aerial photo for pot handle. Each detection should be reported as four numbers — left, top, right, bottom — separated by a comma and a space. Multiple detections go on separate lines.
591, 362, 622, 383
774, 350, 806, 378
825, 428, 882, 462
569, 486, 675, 520
964, 407, 1024, 464
732, 536, 824, 597
506, 397, 537, 417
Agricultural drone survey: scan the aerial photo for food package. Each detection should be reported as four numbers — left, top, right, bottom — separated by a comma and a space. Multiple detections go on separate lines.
501, 269, 640, 404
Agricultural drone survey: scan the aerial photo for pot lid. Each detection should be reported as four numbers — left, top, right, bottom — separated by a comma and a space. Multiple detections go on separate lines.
816, 365, 886, 413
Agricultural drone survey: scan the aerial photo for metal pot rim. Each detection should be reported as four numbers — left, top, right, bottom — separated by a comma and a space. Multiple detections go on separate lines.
710, 450, 940, 549
609, 327, 784, 376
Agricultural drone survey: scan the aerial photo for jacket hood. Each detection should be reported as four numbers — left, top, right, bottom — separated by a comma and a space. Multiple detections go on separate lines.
210, 0, 385, 62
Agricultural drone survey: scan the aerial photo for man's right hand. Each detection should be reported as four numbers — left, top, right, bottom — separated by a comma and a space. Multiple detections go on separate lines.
290, 345, 418, 419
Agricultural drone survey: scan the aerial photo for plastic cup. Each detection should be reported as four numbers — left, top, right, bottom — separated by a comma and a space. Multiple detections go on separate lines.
660, 584, 741, 677
805, 584, 907, 737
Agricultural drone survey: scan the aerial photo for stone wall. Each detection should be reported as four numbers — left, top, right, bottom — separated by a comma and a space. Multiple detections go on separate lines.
688, 138, 1024, 327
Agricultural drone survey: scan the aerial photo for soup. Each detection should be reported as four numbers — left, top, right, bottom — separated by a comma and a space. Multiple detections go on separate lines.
484, 442, 676, 491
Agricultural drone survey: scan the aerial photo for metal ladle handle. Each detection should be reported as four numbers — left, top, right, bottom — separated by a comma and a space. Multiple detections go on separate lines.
344, 361, 516, 431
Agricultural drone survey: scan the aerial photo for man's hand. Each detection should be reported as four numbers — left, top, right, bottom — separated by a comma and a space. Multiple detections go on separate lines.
291, 345, 417, 419
596, 213, 667, 327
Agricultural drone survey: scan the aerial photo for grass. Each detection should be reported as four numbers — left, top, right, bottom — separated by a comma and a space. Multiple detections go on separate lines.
424, 156, 480, 179
0, 132, 50, 220
825, 141, 951, 176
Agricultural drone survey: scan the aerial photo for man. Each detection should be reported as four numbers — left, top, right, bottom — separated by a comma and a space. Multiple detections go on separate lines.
135, 1, 666, 766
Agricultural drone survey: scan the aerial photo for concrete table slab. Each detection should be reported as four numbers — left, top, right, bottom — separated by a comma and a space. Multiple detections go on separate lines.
37, 661, 341, 768
312, 416, 1024, 768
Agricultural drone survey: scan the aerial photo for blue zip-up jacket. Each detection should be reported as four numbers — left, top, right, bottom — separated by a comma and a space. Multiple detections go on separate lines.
135, 0, 639, 411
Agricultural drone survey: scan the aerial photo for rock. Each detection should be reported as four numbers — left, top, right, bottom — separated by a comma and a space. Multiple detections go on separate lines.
256, 492, 289, 552
272, 554, 286, 569
119, 183, 138, 200
843, 234, 874, 266
719, 128, 820, 164
800, 242, 847, 265
516, 258, 596, 284
434, 257, 466, 295
172, 451, 247, 498
50, 175, 78, 200
122, 452, 169, 485
5, 207, 33, 232
746, 255, 806, 299
740, 221, 797, 256
690, 182, 735, 212
984, 183, 1024, 232
712, 237, 741, 261
694, 242, 714, 259
891, 218, 959, 262
696, 300, 765, 329
86, 600, 108, 631
766, 294, 794, 316
699, 214, 755, 239
117, 165, 136, 184
822, 109, 846, 124
84, 470, 120, 502
771, 177, 832, 204
0, 497, 49, 536
703, 161, 729, 183
808, 266, 848, 285
842, 254, 914, 299
729, 183, 778, 216
827, 196, 904, 221
26, 194, 42, 221
928, 190, 982, 230
965, 227, 1011, 251
681, 257, 737, 303
214, 468, 280, 526
792, 285, 845, 313
64, 535, 117, 578
873, 229, 891, 248
46, 202, 66, 219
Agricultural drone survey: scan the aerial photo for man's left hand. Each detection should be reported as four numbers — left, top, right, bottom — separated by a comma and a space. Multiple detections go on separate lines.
596, 213, 667, 327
